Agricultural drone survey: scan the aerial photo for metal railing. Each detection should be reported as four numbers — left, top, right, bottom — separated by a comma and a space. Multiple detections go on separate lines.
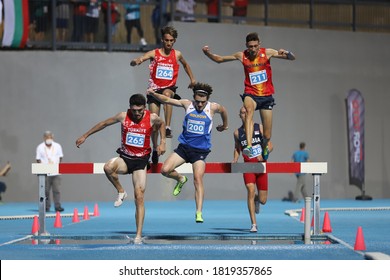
1, 0, 389, 52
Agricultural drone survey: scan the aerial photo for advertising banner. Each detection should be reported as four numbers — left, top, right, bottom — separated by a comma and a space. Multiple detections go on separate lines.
346, 89, 365, 190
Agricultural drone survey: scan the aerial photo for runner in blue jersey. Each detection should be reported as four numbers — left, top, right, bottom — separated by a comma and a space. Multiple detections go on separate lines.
147, 82, 229, 223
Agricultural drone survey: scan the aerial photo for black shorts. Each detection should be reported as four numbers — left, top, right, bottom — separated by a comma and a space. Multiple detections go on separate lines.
147, 86, 180, 105
117, 149, 150, 174
56, 18, 69, 29
174, 143, 210, 164
0, 181, 6, 193
241, 94, 275, 111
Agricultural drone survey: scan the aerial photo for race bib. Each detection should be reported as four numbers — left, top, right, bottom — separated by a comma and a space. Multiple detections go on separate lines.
187, 119, 205, 135
156, 65, 173, 80
126, 132, 145, 147
249, 70, 267, 85
249, 144, 262, 159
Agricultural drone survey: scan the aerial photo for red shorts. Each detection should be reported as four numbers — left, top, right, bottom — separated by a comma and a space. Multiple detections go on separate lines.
243, 173, 268, 191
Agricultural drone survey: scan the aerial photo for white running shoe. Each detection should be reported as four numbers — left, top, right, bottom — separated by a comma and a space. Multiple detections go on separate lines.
250, 224, 258, 233
140, 38, 147, 46
133, 237, 143, 245
114, 191, 128, 207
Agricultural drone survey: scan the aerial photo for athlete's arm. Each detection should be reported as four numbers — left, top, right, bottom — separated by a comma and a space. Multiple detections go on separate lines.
177, 51, 196, 88
147, 89, 188, 108
267, 48, 296, 60
130, 50, 155, 66
232, 130, 241, 163
76, 112, 125, 147
151, 113, 166, 156
212, 103, 229, 132
202, 46, 242, 63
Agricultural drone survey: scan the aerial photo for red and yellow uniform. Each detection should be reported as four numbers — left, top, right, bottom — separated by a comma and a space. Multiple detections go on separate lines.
242, 48, 274, 97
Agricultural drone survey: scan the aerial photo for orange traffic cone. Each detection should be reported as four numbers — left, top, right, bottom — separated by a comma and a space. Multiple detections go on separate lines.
54, 211, 62, 228
322, 211, 332, 233
93, 203, 100, 217
83, 206, 90, 220
31, 215, 39, 235
72, 208, 80, 223
300, 208, 305, 222
354, 226, 366, 251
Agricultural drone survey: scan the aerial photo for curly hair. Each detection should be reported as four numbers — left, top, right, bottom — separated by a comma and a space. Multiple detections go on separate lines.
192, 82, 213, 98
161, 26, 178, 39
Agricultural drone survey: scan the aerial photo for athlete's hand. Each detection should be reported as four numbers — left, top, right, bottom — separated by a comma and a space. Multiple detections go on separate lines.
75, 136, 86, 148
216, 125, 228, 132
146, 88, 155, 96
202, 46, 211, 54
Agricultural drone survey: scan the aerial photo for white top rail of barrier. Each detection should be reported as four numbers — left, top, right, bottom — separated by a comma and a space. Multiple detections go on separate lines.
31, 162, 327, 175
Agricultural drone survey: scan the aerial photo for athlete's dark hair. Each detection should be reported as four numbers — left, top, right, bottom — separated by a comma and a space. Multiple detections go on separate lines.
246, 32, 260, 43
129, 94, 146, 106
161, 26, 178, 39
193, 82, 213, 100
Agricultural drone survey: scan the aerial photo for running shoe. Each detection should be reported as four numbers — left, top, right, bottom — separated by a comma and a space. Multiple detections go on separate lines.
242, 146, 253, 157
262, 145, 269, 160
151, 150, 159, 164
173, 176, 188, 196
166, 128, 172, 138
140, 38, 147, 46
55, 206, 65, 212
114, 191, 128, 207
133, 237, 143, 245
196, 212, 204, 223
254, 194, 260, 214
250, 224, 258, 233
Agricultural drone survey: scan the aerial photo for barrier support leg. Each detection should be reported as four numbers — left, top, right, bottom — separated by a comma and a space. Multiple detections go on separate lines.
38, 174, 48, 235
304, 196, 312, 244
312, 174, 321, 235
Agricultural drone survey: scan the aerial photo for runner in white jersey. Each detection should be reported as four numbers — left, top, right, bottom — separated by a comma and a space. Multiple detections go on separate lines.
147, 82, 228, 223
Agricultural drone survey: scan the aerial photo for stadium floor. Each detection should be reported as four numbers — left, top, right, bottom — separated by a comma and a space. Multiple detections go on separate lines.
0, 199, 390, 260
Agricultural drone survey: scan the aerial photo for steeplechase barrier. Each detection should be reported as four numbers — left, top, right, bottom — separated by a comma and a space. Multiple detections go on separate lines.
32, 162, 327, 236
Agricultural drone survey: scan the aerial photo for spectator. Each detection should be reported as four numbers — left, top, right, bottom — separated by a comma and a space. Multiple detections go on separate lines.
31, 0, 50, 41
85, 0, 100, 43
0, 162, 11, 202
291, 142, 310, 202
101, 0, 121, 42
206, 0, 219, 23
151, 0, 171, 45
56, 0, 70, 42
36, 131, 64, 212
175, 0, 196, 22
124, 0, 147, 46
71, 0, 87, 42
228, 0, 248, 24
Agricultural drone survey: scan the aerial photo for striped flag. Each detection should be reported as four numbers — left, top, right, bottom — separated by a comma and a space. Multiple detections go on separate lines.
1, 0, 29, 48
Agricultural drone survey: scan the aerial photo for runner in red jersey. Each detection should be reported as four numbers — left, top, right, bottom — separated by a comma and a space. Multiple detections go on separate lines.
233, 107, 273, 233
202, 32, 294, 160
131, 26, 196, 164
76, 94, 166, 244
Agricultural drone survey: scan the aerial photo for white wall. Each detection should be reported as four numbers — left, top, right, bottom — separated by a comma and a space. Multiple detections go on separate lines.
0, 22, 389, 202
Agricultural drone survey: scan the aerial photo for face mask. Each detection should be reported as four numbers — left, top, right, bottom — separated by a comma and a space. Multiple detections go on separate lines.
45, 139, 53, 145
